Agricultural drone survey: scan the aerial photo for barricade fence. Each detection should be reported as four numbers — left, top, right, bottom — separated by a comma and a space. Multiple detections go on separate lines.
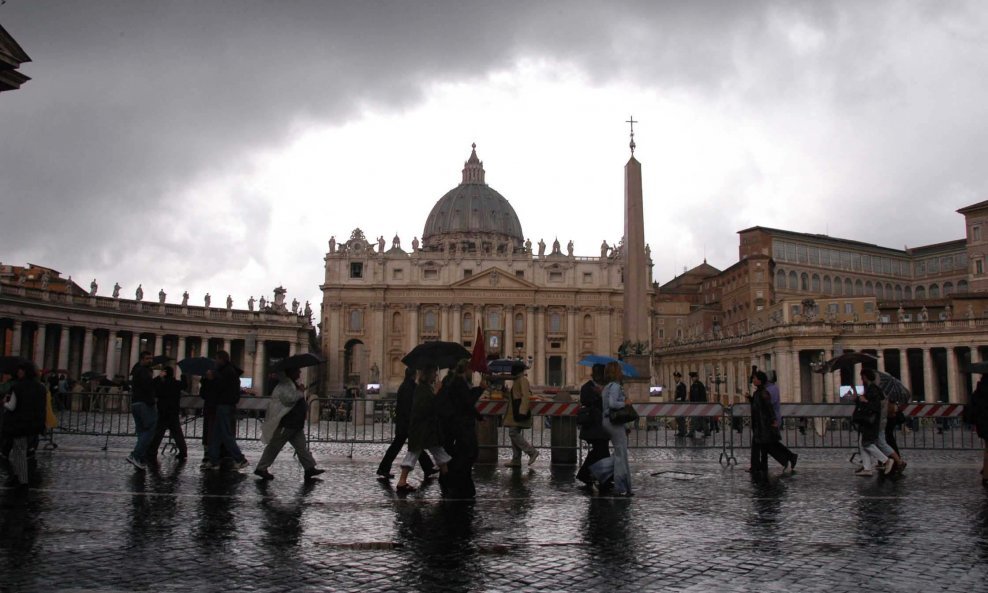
47, 392, 982, 458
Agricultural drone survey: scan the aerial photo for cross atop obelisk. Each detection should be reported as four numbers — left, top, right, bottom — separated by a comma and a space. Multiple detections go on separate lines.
626, 115, 637, 154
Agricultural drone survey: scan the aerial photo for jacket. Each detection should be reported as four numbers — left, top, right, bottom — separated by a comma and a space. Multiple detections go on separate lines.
674, 381, 687, 402
445, 375, 483, 424
214, 362, 242, 406
130, 363, 155, 405
578, 379, 608, 441
407, 381, 442, 452
689, 381, 707, 403
153, 376, 184, 416
855, 383, 883, 442
261, 375, 306, 444
750, 386, 780, 444
503, 375, 533, 428
970, 378, 988, 440
393, 377, 416, 433
2, 379, 47, 437
601, 381, 626, 429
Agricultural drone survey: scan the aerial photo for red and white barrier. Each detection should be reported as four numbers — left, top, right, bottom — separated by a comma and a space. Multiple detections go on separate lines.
900, 403, 964, 418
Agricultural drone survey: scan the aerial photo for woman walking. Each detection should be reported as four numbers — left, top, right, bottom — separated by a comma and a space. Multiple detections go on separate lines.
395, 365, 451, 493
2, 361, 47, 489
749, 371, 780, 479
600, 361, 633, 496
855, 370, 895, 477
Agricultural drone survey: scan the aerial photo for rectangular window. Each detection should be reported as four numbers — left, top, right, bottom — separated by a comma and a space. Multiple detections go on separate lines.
582, 272, 593, 283
928, 258, 939, 274
392, 268, 404, 280
791, 304, 801, 316
515, 270, 524, 278
916, 261, 925, 275
882, 258, 891, 274
841, 252, 852, 270
423, 269, 438, 280
773, 241, 785, 261
862, 254, 871, 272
941, 256, 953, 272
852, 254, 861, 271
785, 242, 797, 261
515, 341, 524, 350
977, 259, 984, 275
797, 244, 808, 264
828, 303, 839, 314
463, 269, 472, 278
349, 262, 363, 279
549, 271, 563, 282
808, 246, 819, 265
844, 303, 854, 314
974, 226, 982, 242
864, 302, 875, 313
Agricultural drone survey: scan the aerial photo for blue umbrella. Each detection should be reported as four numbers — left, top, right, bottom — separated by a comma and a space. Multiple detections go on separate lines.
577, 355, 639, 378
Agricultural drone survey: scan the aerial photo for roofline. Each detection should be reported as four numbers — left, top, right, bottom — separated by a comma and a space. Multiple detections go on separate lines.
738, 225, 966, 257
957, 200, 988, 215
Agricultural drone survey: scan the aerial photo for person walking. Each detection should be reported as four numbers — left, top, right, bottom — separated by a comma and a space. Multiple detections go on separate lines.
600, 361, 632, 496
749, 371, 781, 480
966, 374, 988, 486
854, 370, 894, 477
576, 363, 610, 487
147, 366, 188, 464
254, 367, 325, 481
687, 372, 709, 437
673, 371, 688, 437
440, 359, 486, 498
126, 351, 157, 471
866, 369, 905, 474
202, 350, 248, 471
376, 367, 437, 480
763, 372, 798, 472
395, 365, 451, 493
504, 362, 539, 467
2, 361, 47, 489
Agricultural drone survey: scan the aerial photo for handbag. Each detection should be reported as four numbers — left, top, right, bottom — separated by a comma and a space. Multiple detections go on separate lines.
608, 403, 639, 425
510, 392, 530, 422
851, 406, 876, 428
576, 406, 593, 428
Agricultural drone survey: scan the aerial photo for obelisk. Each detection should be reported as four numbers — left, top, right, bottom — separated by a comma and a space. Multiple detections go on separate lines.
622, 117, 651, 400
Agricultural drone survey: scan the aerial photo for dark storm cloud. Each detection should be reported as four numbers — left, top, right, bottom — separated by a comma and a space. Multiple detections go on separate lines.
1, 0, 986, 290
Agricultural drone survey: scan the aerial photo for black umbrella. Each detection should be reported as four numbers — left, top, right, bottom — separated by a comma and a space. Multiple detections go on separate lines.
80, 371, 106, 382
487, 358, 524, 376
401, 341, 471, 370
0, 356, 32, 375
271, 352, 326, 372
177, 356, 216, 376
816, 352, 879, 373
151, 355, 172, 366
966, 361, 988, 374
876, 370, 912, 404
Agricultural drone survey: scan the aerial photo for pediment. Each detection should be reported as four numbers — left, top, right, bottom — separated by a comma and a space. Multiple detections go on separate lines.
451, 267, 538, 289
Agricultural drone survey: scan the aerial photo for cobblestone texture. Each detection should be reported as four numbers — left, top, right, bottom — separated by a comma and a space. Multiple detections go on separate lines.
2, 442, 987, 592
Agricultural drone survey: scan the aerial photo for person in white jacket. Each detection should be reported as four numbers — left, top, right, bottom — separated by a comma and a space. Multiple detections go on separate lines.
253, 368, 325, 481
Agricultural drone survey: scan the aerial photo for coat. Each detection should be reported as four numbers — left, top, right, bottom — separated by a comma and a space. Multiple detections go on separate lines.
749, 386, 780, 444
393, 377, 416, 433
2, 379, 47, 437
970, 378, 988, 440
130, 363, 155, 405
407, 381, 442, 452
855, 384, 883, 442
503, 375, 533, 428
261, 375, 305, 444
674, 381, 687, 402
214, 362, 242, 406
578, 379, 608, 441
153, 376, 184, 417
689, 380, 707, 403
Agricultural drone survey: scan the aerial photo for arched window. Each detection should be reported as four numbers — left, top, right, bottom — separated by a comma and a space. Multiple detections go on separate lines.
775, 270, 786, 290
423, 310, 438, 333
885, 283, 893, 299
875, 283, 884, 300
788, 271, 798, 290
800, 272, 809, 291
845, 278, 853, 295
865, 281, 874, 296
391, 311, 402, 334
895, 285, 903, 300
583, 314, 593, 335
514, 312, 524, 334
854, 279, 863, 296
549, 311, 562, 333
958, 279, 969, 292
943, 282, 954, 296
833, 276, 842, 295
463, 312, 474, 334
915, 286, 926, 299
823, 276, 832, 294
905, 286, 913, 300
811, 274, 821, 292
929, 284, 940, 298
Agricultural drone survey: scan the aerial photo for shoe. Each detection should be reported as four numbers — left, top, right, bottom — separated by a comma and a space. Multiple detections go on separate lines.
395, 483, 416, 493
126, 455, 147, 472
789, 453, 799, 471
854, 468, 874, 477
597, 479, 614, 493
528, 450, 540, 466
422, 468, 439, 479
254, 468, 275, 480
233, 458, 250, 470
377, 472, 395, 480
304, 468, 325, 480
882, 458, 895, 475
504, 461, 521, 468
897, 460, 907, 473
200, 461, 220, 471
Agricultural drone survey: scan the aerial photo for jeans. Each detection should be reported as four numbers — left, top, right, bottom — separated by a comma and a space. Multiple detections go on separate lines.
508, 427, 536, 462
130, 402, 158, 464
208, 404, 244, 464
605, 421, 632, 494
256, 427, 315, 472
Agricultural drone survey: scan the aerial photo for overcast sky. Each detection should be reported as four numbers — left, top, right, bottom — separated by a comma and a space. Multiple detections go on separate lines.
2, 1, 986, 313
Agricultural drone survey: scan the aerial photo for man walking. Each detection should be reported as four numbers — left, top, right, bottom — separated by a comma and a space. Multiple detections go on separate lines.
202, 350, 248, 471
687, 372, 709, 438
576, 363, 610, 487
127, 351, 157, 471
376, 367, 436, 479
673, 371, 688, 437
254, 367, 325, 481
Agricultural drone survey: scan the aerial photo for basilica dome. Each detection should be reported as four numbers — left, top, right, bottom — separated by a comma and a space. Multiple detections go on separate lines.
421, 145, 524, 251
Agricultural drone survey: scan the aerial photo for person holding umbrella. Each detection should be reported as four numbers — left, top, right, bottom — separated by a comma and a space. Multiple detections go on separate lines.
395, 364, 451, 493
254, 367, 325, 481
202, 351, 248, 471
576, 363, 610, 487
440, 359, 487, 498
376, 367, 437, 480
966, 373, 988, 486
147, 365, 188, 464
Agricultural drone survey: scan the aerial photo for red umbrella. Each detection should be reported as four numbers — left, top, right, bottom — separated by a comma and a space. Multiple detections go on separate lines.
469, 325, 489, 373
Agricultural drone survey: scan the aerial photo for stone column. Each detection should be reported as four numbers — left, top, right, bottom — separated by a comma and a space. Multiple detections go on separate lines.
597, 306, 611, 357
33, 323, 46, 368
526, 305, 536, 370
877, 352, 886, 373
106, 331, 120, 379
129, 333, 141, 373
289, 340, 297, 357
899, 349, 911, 393
175, 336, 187, 379
504, 307, 514, 357
451, 305, 462, 342
81, 328, 94, 374
922, 347, 935, 402
789, 350, 801, 403
566, 306, 577, 386
946, 347, 960, 403
58, 326, 71, 371
439, 305, 450, 341
327, 304, 342, 391
152, 334, 164, 356
10, 321, 22, 356
406, 304, 419, 351
254, 339, 267, 387
535, 306, 546, 385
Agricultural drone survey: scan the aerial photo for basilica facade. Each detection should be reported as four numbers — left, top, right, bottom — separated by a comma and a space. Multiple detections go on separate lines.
320, 146, 651, 394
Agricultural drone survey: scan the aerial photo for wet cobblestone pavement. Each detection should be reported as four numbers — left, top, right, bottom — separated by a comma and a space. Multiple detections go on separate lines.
2, 442, 987, 592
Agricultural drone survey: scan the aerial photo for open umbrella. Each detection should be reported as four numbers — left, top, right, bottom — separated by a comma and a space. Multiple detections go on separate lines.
0, 356, 32, 375
577, 354, 639, 378
816, 352, 879, 373
468, 325, 489, 374
178, 356, 216, 376
271, 352, 326, 372
401, 341, 471, 370
875, 370, 911, 404
80, 371, 106, 382
151, 354, 172, 366
487, 358, 523, 376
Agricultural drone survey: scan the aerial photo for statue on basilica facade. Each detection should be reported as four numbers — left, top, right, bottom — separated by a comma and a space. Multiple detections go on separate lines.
248, 296, 255, 311
204, 293, 211, 308
412, 236, 420, 252
158, 289, 166, 304
919, 306, 929, 321
601, 240, 609, 258
944, 304, 952, 320
291, 298, 299, 314
259, 295, 267, 309
567, 240, 574, 256
645, 243, 651, 260
552, 238, 561, 255
40, 271, 50, 290
329, 236, 336, 253
378, 236, 386, 254
525, 238, 532, 253
135, 284, 143, 301
90, 279, 98, 296
181, 291, 189, 306
304, 301, 312, 319
226, 295, 233, 310
112, 282, 121, 298
967, 303, 975, 319
538, 239, 546, 257
897, 305, 905, 322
